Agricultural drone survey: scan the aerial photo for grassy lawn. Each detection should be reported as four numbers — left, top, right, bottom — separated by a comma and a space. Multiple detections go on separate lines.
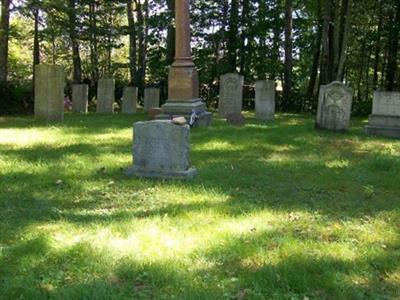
0, 112, 399, 299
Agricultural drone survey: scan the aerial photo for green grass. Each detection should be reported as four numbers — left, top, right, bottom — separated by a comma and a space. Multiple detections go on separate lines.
0, 112, 399, 300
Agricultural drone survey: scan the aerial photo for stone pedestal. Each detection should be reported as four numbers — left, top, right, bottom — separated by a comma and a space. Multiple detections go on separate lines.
34, 64, 65, 122
316, 81, 353, 132
97, 79, 115, 113
122, 87, 138, 114
365, 91, 400, 138
72, 84, 88, 113
157, 0, 212, 127
255, 80, 275, 121
218, 73, 244, 118
144, 87, 160, 112
125, 120, 196, 180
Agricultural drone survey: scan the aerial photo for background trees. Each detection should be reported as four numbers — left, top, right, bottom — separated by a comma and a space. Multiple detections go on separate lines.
1, 0, 399, 115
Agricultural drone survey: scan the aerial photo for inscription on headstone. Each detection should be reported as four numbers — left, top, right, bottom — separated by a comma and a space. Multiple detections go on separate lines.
218, 73, 244, 118
316, 81, 353, 131
255, 80, 275, 121
144, 88, 160, 112
97, 79, 115, 113
122, 87, 138, 114
72, 84, 89, 113
125, 120, 196, 179
34, 64, 65, 122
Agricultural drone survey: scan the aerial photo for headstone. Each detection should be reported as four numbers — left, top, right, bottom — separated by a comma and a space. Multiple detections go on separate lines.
226, 112, 245, 127
255, 80, 275, 121
72, 84, 89, 113
122, 87, 138, 114
34, 64, 65, 122
316, 81, 353, 131
365, 91, 400, 138
97, 78, 115, 113
125, 120, 196, 179
144, 87, 160, 112
219, 73, 244, 118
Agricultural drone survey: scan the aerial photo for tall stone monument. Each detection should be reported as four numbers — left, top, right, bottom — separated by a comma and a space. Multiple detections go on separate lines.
255, 80, 275, 121
97, 78, 115, 113
159, 0, 212, 126
34, 64, 65, 122
122, 86, 138, 114
365, 91, 400, 138
144, 87, 160, 112
316, 81, 353, 131
218, 73, 244, 118
72, 84, 88, 113
125, 120, 196, 179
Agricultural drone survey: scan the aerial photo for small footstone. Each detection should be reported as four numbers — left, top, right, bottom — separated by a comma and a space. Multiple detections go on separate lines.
226, 113, 245, 127
125, 120, 196, 180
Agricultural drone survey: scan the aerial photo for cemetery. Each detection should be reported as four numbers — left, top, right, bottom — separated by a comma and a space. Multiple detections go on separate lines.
0, 0, 400, 299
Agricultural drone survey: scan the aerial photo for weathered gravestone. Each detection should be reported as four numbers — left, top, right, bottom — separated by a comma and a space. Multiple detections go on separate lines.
97, 79, 115, 113
72, 84, 88, 113
226, 113, 245, 127
365, 91, 400, 138
144, 87, 160, 112
122, 87, 138, 114
219, 73, 244, 118
125, 120, 196, 179
255, 80, 275, 121
316, 81, 353, 131
34, 64, 65, 122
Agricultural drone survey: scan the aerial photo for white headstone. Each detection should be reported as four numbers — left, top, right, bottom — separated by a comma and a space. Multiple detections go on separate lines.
316, 81, 353, 131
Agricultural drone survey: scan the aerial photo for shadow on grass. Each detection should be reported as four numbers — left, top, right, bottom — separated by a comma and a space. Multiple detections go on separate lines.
1, 226, 399, 299
1, 114, 400, 298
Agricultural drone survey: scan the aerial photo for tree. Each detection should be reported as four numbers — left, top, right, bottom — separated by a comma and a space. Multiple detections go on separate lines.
283, 0, 293, 102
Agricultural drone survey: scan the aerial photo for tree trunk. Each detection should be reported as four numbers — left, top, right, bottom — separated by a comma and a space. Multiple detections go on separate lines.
127, 0, 137, 86
373, 5, 383, 90
283, 0, 293, 103
307, 0, 323, 97
89, 1, 99, 88
68, 0, 82, 83
136, 0, 148, 97
336, 0, 352, 81
0, 0, 11, 83
386, 1, 400, 91
226, 0, 239, 72
320, 0, 331, 85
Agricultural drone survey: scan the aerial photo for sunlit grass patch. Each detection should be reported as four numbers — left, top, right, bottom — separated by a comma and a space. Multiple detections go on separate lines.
0, 113, 399, 299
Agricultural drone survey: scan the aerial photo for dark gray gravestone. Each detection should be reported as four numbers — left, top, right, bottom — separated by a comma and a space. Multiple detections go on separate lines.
122, 87, 138, 114
72, 84, 89, 113
218, 73, 244, 118
125, 120, 196, 179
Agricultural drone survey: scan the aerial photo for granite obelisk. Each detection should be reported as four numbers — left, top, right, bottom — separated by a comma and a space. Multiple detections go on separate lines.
159, 0, 212, 126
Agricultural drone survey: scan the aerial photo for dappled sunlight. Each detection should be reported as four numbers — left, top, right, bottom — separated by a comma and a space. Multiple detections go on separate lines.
1, 114, 400, 298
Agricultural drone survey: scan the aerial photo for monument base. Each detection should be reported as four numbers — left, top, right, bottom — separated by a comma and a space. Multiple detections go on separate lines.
124, 166, 197, 180
157, 99, 213, 127
365, 114, 400, 138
